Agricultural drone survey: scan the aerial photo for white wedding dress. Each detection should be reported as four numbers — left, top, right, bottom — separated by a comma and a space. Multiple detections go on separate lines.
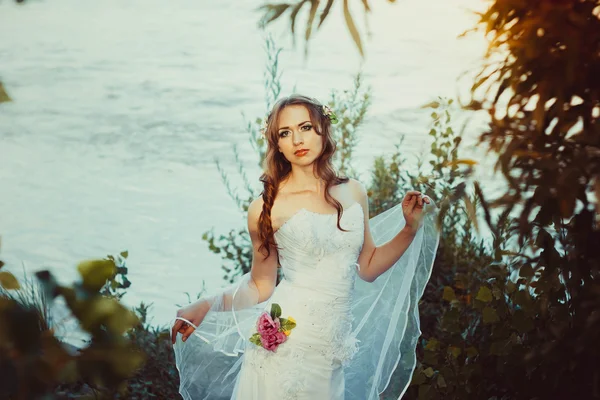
173, 201, 438, 399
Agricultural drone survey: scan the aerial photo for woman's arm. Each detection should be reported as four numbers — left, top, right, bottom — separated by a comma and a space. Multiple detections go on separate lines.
246, 197, 279, 302
171, 197, 279, 344
351, 179, 427, 283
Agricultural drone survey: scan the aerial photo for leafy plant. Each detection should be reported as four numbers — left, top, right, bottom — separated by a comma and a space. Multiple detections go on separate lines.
0, 248, 144, 399
405, 1, 600, 398
259, 0, 372, 57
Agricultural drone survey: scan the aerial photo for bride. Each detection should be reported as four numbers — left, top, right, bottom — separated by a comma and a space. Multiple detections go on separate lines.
171, 94, 439, 400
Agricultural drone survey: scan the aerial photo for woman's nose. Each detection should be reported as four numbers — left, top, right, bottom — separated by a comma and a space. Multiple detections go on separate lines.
292, 132, 304, 145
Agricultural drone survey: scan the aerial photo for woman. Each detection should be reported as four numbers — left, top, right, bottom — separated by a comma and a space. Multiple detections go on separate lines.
171, 94, 439, 399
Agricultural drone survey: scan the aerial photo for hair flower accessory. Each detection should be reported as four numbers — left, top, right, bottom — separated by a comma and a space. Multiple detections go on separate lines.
259, 116, 269, 140
249, 303, 297, 352
322, 105, 339, 124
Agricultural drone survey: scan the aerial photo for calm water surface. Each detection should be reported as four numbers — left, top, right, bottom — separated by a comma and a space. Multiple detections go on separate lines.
0, 0, 490, 337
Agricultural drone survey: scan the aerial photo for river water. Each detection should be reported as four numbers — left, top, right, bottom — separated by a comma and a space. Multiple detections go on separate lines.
0, 0, 490, 336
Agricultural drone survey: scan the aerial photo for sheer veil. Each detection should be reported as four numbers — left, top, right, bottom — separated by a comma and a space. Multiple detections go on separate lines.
173, 200, 439, 399
345, 201, 438, 399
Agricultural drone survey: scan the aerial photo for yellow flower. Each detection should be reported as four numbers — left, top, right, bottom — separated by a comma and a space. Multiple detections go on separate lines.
283, 330, 291, 336
288, 316, 296, 324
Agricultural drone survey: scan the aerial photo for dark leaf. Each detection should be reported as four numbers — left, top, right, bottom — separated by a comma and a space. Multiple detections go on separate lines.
290, 0, 309, 37
305, 0, 319, 42
482, 306, 500, 324
318, 0, 334, 28
343, 0, 364, 57
0, 271, 20, 290
77, 259, 116, 293
476, 286, 493, 303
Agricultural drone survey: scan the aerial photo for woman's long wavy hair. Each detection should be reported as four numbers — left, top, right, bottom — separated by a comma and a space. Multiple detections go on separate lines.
258, 94, 349, 259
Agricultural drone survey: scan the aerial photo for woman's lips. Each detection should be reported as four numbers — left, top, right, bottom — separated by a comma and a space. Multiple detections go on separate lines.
295, 149, 309, 156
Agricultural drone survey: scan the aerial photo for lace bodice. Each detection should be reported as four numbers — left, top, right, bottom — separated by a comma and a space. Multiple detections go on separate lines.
275, 201, 365, 359
276, 203, 364, 343
274, 202, 365, 286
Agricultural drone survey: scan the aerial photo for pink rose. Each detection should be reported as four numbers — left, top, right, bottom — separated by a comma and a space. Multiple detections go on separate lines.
257, 312, 280, 336
260, 331, 288, 352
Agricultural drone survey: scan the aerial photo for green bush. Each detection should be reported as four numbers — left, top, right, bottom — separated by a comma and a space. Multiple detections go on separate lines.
0, 249, 180, 399
0, 250, 144, 399
405, 1, 600, 399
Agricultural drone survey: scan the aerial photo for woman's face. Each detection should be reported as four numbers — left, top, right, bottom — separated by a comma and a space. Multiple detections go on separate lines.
276, 104, 324, 166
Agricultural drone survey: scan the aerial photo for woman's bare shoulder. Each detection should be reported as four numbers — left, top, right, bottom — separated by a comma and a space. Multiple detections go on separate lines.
247, 197, 264, 231
345, 178, 368, 200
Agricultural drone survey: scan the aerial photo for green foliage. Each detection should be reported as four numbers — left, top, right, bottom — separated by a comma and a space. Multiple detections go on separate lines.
270, 302, 282, 319
258, 0, 373, 57
367, 141, 408, 216
99, 251, 132, 300
328, 73, 371, 177
120, 303, 179, 399
203, 226, 254, 284
467, 0, 600, 236
368, 98, 476, 232
377, 99, 498, 400
0, 263, 52, 337
0, 248, 145, 399
0, 270, 20, 289
0, 248, 182, 399
279, 317, 296, 331
175, 281, 207, 308
404, 1, 600, 399
250, 333, 262, 346
0, 81, 12, 103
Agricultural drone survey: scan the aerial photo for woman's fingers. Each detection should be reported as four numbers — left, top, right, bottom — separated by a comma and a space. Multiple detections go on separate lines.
405, 191, 431, 208
181, 325, 196, 342
171, 319, 183, 345
405, 195, 417, 212
171, 319, 198, 344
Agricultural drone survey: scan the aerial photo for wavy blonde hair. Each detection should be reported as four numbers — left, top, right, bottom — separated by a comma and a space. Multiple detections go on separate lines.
258, 94, 349, 259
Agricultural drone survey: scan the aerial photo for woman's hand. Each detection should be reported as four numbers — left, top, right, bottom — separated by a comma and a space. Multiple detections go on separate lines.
402, 190, 430, 234
171, 300, 210, 345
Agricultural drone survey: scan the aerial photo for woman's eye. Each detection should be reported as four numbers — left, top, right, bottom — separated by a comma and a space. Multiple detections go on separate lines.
279, 125, 310, 137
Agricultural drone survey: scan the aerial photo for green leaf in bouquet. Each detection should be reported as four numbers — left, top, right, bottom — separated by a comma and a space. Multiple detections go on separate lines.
249, 333, 262, 346
270, 303, 282, 319
280, 317, 297, 331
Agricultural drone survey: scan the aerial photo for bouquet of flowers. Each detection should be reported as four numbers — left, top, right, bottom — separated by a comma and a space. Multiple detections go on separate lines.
249, 303, 296, 352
